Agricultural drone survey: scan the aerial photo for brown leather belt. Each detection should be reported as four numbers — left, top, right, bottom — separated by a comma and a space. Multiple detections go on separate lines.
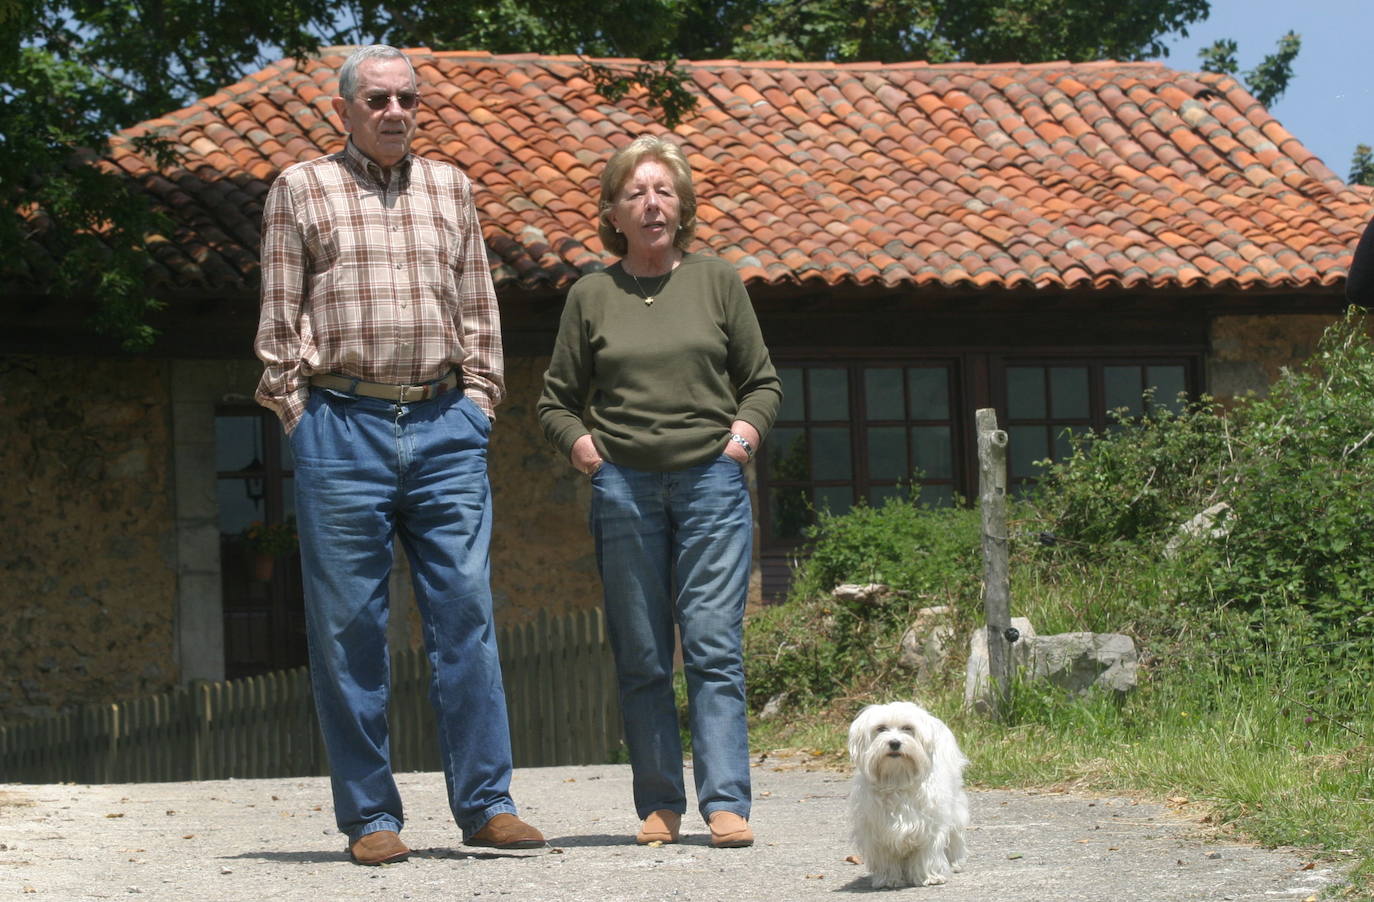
309, 370, 460, 403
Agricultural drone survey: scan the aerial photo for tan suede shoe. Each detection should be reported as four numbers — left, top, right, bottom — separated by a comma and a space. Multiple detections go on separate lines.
464, 813, 546, 849
635, 809, 682, 844
708, 811, 754, 848
348, 829, 410, 865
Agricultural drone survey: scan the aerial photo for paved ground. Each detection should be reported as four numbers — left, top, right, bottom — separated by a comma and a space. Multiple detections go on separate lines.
1, 758, 1346, 901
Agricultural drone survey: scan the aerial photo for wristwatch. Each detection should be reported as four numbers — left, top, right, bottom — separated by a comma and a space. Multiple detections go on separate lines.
729, 433, 755, 461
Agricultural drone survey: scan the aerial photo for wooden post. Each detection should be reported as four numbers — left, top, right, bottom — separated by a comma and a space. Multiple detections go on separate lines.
976, 408, 1012, 716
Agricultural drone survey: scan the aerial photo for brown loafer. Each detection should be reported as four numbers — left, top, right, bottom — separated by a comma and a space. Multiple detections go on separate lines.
708, 811, 754, 848
348, 829, 410, 865
464, 813, 546, 849
635, 809, 682, 845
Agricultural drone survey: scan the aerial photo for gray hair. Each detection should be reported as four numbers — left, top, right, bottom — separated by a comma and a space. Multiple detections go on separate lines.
598, 135, 697, 257
338, 44, 416, 100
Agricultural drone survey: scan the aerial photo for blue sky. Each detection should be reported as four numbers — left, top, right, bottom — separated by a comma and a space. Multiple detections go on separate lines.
1160, 0, 1373, 181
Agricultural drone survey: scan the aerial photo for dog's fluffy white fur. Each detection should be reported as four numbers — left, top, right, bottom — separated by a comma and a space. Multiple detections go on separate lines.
847, 701, 970, 888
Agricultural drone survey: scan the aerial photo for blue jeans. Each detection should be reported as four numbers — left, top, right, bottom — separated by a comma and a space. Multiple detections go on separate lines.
590, 455, 754, 823
290, 387, 518, 842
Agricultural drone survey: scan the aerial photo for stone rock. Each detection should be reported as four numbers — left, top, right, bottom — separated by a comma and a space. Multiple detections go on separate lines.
1163, 502, 1232, 558
831, 583, 889, 605
898, 606, 956, 680
759, 691, 790, 721
1026, 632, 1138, 697
963, 617, 1036, 711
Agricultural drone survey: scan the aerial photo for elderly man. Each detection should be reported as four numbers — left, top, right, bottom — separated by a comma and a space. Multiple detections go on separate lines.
253, 44, 543, 864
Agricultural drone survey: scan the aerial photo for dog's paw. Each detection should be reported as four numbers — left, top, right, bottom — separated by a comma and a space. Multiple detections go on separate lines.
868, 871, 903, 889
921, 873, 949, 886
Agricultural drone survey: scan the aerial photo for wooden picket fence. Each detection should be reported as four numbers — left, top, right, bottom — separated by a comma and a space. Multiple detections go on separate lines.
0, 607, 622, 784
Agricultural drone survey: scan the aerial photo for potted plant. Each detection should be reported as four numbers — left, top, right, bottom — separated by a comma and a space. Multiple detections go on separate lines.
242, 518, 298, 580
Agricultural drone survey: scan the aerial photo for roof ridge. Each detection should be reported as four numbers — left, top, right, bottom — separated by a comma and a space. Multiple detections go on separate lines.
72, 44, 1364, 299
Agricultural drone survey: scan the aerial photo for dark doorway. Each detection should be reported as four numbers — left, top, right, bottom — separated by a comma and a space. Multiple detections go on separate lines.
215, 407, 307, 678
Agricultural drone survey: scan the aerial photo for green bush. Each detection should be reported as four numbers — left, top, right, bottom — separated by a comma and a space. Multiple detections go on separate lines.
1027, 392, 1229, 551
744, 498, 982, 710
1027, 307, 1374, 650
1194, 311, 1374, 643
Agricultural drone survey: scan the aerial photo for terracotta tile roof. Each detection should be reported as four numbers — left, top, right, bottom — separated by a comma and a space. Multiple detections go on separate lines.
42, 49, 1374, 296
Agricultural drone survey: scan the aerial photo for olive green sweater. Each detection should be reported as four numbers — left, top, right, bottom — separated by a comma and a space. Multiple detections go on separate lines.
538, 253, 782, 472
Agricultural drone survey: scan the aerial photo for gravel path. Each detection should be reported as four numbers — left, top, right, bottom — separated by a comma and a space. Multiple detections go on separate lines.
1, 760, 1345, 901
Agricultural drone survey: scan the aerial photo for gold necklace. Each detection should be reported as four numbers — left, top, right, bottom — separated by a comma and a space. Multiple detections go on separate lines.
628, 267, 671, 306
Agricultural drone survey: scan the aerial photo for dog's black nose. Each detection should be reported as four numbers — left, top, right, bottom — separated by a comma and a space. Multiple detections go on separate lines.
888, 739, 901, 751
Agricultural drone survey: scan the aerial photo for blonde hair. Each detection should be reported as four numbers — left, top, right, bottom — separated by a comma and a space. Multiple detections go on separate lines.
598, 135, 697, 257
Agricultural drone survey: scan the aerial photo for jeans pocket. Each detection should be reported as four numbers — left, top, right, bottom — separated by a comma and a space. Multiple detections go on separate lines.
455, 394, 492, 439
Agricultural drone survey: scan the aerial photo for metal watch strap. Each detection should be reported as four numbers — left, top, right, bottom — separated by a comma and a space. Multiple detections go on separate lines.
729, 433, 755, 460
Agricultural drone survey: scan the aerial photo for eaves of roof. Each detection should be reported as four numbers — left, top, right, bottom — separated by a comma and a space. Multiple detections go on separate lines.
24, 48, 1372, 301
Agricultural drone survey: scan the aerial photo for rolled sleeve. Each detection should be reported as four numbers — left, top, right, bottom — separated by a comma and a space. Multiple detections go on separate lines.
254, 175, 310, 433
455, 177, 504, 418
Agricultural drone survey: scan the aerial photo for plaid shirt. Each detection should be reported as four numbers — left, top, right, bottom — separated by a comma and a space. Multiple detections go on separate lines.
254, 141, 504, 433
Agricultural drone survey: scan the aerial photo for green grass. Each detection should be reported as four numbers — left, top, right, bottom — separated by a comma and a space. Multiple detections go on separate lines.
744, 560, 1374, 900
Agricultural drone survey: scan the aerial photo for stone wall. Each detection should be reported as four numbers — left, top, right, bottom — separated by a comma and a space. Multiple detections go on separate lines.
1206, 312, 1343, 400
0, 356, 177, 719
489, 356, 603, 619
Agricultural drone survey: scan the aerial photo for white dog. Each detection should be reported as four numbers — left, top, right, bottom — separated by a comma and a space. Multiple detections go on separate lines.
847, 701, 970, 888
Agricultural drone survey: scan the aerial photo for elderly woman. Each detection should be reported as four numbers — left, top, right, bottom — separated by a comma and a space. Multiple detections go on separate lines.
538, 135, 782, 848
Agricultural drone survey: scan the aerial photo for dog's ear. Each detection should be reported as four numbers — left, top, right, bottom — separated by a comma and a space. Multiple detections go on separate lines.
847, 706, 874, 760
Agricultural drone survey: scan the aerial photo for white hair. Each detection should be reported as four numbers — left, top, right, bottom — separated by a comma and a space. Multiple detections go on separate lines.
338, 44, 415, 100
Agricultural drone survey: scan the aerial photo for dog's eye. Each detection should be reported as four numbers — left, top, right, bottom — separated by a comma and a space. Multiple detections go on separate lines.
900, 725, 916, 734
872, 724, 887, 735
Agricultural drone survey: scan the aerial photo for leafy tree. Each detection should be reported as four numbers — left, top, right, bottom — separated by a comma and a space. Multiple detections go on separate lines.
1197, 30, 1300, 108
1350, 145, 1374, 188
2, 0, 348, 349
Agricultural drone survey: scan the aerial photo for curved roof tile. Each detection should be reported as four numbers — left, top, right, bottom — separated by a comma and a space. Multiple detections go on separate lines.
34, 48, 1371, 297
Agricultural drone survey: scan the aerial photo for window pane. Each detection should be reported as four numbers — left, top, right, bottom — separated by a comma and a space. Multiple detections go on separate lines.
217, 480, 264, 535
865, 368, 904, 420
811, 427, 852, 481
869, 484, 904, 507
215, 415, 263, 472
917, 484, 954, 507
778, 367, 805, 421
1006, 367, 1046, 419
908, 368, 949, 420
1008, 424, 1049, 480
1148, 365, 1187, 412
767, 427, 808, 480
769, 486, 811, 539
1050, 366, 1089, 419
1104, 366, 1143, 417
810, 368, 849, 420
815, 485, 853, 516
912, 426, 953, 479
867, 426, 907, 480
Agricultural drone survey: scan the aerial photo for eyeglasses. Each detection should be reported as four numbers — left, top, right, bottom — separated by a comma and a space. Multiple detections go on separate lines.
360, 91, 420, 111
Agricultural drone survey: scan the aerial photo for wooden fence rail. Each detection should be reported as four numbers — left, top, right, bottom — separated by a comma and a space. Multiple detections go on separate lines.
0, 608, 622, 784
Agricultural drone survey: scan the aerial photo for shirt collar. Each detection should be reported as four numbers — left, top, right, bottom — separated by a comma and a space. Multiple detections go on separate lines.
343, 139, 412, 189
